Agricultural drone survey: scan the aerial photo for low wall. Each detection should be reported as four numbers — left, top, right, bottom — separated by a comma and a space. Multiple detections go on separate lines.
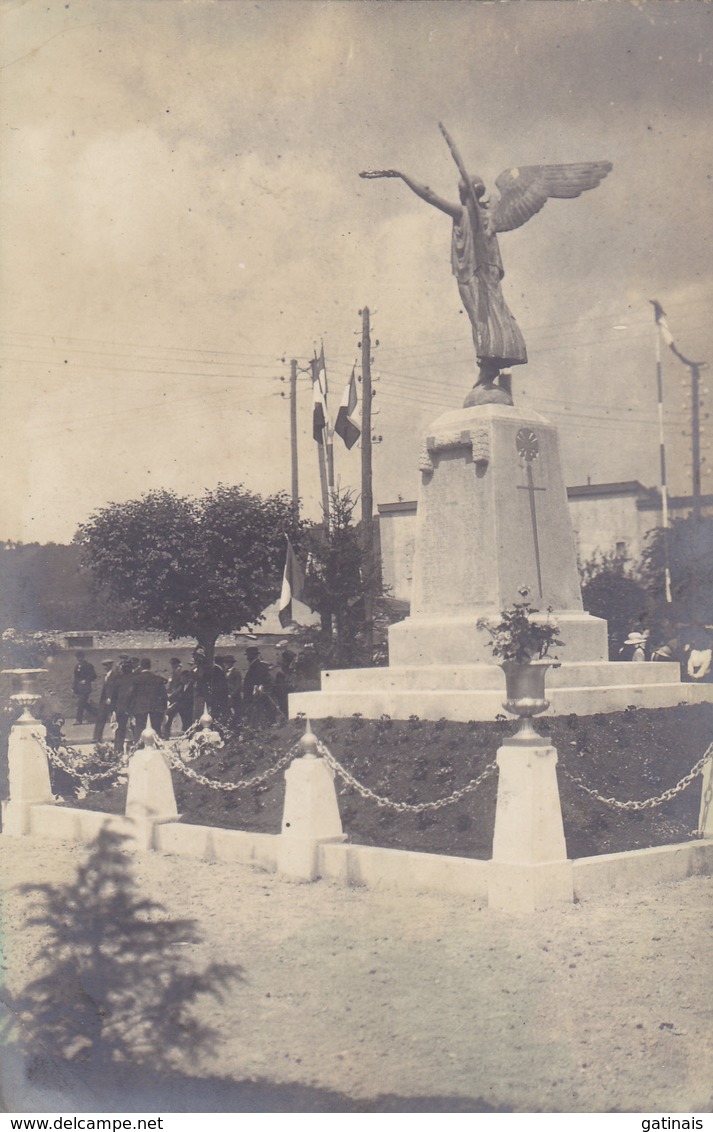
25, 804, 713, 905
572, 840, 713, 900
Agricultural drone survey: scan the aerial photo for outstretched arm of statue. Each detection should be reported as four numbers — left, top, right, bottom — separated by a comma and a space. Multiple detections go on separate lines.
360, 169, 460, 218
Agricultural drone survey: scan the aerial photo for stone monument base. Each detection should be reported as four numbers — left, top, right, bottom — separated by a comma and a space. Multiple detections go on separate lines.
290, 399, 712, 721
389, 610, 607, 666
289, 660, 711, 721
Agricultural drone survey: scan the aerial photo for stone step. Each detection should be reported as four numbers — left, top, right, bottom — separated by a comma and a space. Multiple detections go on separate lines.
319, 661, 681, 693
289, 680, 712, 723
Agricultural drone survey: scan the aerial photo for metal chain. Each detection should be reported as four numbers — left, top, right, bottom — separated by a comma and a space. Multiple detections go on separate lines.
163, 740, 299, 792
562, 744, 713, 811
315, 738, 497, 812
34, 721, 713, 818
160, 721, 201, 753
35, 724, 293, 795
34, 734, 129, 787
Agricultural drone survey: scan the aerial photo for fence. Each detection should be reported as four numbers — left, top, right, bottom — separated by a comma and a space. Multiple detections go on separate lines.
3, 698, 713, 914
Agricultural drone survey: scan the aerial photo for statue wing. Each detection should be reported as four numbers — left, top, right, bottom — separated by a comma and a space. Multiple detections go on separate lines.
489, 162, 613, 234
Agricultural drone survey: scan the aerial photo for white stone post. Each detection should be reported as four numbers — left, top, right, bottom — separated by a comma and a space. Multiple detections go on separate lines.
277, 721, 346, 881
698, 751, 713, 838
2, 669, 54, 837
488, 739, 573, 913
124, 727, 179, 850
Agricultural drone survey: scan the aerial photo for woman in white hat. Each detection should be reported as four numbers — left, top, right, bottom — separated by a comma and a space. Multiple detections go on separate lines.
619, 631, 647, 663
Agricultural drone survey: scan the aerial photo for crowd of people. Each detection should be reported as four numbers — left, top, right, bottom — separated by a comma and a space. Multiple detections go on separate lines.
617, 623, 713, 681
71, 642, 303, 753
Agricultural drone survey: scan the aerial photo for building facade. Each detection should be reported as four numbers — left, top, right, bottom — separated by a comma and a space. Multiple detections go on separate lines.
378, 485, 713, 604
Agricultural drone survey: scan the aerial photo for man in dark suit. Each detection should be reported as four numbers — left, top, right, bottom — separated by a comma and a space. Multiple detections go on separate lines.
129, 657, 167, 739
224, 655, 243, 724
190, 647, 211, 721
210, 657, 230, 721
162, 657, 193, 738
273, 644, 296, 717
72, 651, 97, 724
112, 660, 136, 754
243, 646, 274, 725
93, 658, 119, 743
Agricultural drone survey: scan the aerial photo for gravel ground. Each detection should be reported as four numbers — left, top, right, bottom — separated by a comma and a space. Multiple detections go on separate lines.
1, 835, 712, 1114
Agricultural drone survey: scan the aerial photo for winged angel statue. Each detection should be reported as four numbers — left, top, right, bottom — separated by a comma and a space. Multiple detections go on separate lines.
360, 123, 612, 405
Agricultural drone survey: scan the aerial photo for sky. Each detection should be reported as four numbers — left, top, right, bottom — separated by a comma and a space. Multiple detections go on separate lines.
1, 0, 712, 544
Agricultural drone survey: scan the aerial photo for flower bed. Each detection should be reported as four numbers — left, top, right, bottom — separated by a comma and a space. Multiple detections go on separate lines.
62, 702, 713, 860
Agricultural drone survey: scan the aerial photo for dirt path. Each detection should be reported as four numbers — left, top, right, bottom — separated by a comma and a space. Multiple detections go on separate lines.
1, 835, 711, 1113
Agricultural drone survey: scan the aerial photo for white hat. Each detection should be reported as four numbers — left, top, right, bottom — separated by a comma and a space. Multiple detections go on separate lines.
623, 633, 647, 646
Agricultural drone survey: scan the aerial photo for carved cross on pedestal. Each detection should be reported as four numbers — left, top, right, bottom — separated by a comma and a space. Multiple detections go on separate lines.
515, 428, 546, 598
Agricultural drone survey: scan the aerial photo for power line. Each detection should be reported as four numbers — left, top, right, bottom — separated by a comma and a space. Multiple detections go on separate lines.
3, 328, 290, 362
0, 357, 284, 382
27, 387, 283, 437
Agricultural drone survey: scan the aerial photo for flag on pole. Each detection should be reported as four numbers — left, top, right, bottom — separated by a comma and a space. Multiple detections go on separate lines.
334, 366, 361, 449
651, 300, 677, 352
312, 345, 330, 442
312, 378, 327, 442
278, 537, 305, 628
316, 344, 328, 398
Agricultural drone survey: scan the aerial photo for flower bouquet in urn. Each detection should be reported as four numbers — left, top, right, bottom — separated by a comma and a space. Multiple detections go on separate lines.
478, 588, 564, 742
477, 587, 564, 663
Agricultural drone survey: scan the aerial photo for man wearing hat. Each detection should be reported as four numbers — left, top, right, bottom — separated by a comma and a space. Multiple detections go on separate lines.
243, 646, 274, 724
93, 658, 119, 744
129, 657, 168, 738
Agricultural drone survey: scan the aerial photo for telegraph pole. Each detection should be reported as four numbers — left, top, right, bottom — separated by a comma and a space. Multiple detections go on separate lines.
360, 307, 374, 651
654, 319, 672, 602
289, 358, 299, 515
690, 362, 704, 521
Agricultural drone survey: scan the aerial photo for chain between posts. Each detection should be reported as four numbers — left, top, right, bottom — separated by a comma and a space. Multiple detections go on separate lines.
32, 722, 713, 818
162, 739, 299, 792
561, 744, 713, 812
314, 737, 497, 812
34, 733, 130, 788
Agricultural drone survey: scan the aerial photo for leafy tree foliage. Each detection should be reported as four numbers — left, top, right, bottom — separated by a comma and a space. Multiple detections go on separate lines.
579, 549, 651, 658
639, 516, 713, 629
76, 485, 302, 660
0, 628, 59, 669
301, 489, 383, 667
0, 543, 138, 632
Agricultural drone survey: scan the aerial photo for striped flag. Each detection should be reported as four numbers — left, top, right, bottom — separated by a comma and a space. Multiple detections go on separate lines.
278, 537, 305, 628
334, 366, 361, 450
312, 345, 329, 443
651, 300, 677, 352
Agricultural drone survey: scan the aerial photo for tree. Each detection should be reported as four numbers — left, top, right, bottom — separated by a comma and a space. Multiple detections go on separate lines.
0, 542, 138, 632
300, 489, 383, 667
579, 549, 651, 658
639, 515, 713, 629
76, 485, 302, 662
2, 827, 241, 1074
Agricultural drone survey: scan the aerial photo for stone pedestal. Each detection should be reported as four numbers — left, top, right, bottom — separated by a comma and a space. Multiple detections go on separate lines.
488, 740, 573, 912
277, 754, 346, 881
2, 721, 53, 836
124, 730, 179, 849
699, 753, 713, 838
390, 402, 607, 665
291, 401, 711, 720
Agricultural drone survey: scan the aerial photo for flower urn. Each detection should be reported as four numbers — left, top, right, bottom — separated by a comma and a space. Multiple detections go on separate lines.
501, 659, 561, 745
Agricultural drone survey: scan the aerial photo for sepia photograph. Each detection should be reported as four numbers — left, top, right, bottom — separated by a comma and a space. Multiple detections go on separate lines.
0, 0, 711, 1118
